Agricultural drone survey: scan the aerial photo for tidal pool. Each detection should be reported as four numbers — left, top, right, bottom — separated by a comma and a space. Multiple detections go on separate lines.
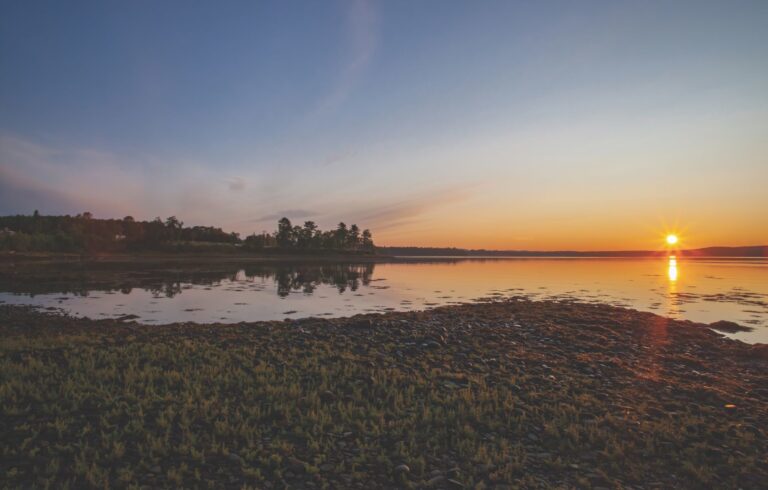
1, 257, 766, 343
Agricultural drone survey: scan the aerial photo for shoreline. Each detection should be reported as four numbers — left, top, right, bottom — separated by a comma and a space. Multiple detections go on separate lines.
1, 300, 766, 488
0, 251, 395, 265
3, 251, 766, 265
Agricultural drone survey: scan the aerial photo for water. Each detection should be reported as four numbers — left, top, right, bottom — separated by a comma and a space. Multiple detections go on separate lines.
1, 257, 766, 343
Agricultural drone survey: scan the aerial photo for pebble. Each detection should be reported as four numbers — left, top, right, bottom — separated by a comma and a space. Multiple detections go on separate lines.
288, 456, 306, 472
394, 464, 410, 474
426, 475, 445, 487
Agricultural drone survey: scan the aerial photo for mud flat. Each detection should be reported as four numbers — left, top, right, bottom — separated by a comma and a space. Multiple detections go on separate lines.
1, 300, 766, 488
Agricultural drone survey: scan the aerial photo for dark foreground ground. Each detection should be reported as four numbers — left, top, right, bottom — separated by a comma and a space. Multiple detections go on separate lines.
1, 301, 766, 489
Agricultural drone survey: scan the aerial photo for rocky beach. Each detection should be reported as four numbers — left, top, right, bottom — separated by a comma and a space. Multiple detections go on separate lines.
1, 300, 766, 489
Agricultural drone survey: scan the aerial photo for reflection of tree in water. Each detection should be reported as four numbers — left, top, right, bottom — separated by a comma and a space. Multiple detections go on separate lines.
2, 262, 376, 298
253, 263, 375, 297
150, 263, 375, 298
147, 282, 184, 298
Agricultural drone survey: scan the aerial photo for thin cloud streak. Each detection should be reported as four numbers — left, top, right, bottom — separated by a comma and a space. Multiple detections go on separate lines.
0, 133, 256, 224
310, 0, 377, 117
248, 210, 317, 223
225, 177, 247, 192
343, 185, 475, 231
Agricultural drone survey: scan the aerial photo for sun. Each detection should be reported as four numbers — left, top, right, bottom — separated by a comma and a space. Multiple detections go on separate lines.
666, 234, 679, 245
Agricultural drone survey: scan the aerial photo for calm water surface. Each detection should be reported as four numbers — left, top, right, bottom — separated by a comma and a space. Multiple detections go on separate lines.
1, 257, 766, 343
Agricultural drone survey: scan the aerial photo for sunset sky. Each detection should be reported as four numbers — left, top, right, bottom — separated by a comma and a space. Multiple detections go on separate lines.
1, 0, 766, 250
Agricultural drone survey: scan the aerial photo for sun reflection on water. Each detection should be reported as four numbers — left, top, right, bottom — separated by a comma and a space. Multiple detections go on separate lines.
667, 256, 678, 282
665, 256, 680, 319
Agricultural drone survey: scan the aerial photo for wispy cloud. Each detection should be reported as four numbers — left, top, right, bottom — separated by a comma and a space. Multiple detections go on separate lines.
0, 164, 83, 214
225, 177, 247, 192
342, 185, 475, 231
0, 133, 143, 217
0, 133, 257, 224
0, 132, 479, 241
248, 209, 316, 224
311, 0, 377, 116
322, 148, 358, 167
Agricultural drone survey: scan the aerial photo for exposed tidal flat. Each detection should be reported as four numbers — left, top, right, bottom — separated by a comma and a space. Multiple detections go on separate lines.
1, 300, 766, 489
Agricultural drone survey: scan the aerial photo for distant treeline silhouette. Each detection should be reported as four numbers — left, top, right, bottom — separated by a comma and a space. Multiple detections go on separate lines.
0, 211, 375, 254
244, 217, 374, 253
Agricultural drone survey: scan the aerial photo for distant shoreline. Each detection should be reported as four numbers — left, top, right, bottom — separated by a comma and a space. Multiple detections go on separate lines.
377, 245, 768, 258
1, 246, 765, 265
0, 251, 392, 264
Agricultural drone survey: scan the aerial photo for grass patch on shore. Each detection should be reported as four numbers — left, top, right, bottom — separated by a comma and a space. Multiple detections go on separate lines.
1, 302, 766, 489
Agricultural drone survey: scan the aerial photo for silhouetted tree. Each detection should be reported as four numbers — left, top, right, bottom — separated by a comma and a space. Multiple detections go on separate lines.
276, 217, 294, 248
0, 212, 376, 254
349, 224, 360, 249
362, 229, 373, 251
335, 222, 348, 249
297, 221, 318, 248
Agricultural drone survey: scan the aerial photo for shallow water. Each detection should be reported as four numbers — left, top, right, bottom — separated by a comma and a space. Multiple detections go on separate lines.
1, 257, 766, 343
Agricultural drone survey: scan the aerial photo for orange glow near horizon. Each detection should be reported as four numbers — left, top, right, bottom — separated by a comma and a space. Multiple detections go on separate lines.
374, 224, 764, 251
370, 199, 767, 250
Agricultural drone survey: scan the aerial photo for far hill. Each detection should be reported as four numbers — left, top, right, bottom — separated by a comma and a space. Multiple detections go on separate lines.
377, 245, 768, 258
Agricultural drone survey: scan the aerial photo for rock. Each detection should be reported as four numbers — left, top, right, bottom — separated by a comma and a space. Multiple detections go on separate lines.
116, 314, 140, 322
287, 456, 306, 472
227, 452, 244, 465
150, 465, 161, 474
447, 467, 461, 478
426, 475, 445, 487
394, 464, 410, 475
747, 343, 768, 360
709, 320, 752, 333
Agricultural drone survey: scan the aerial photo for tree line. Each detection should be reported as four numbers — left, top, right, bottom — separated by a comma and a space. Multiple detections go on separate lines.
0, 211, 375, 254
244, 218, 373, 252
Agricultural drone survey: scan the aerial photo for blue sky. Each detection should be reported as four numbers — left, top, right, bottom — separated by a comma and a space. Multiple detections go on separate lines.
1, 0, 767, 248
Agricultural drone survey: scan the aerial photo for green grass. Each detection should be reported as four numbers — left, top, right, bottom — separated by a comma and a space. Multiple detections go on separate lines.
1, 302, 766, 488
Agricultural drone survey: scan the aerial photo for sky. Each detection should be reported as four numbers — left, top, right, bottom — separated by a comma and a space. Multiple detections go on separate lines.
1, 0, 767, 250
